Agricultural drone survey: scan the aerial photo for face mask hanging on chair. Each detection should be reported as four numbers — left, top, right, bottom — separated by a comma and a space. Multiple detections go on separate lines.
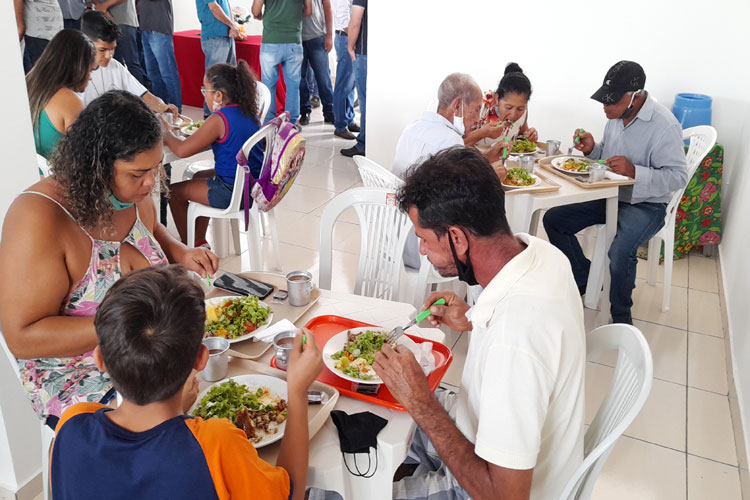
330, 410, 388, 478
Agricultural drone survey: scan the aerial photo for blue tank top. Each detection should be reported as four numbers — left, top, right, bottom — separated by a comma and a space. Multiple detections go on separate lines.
211, 104, 264, 185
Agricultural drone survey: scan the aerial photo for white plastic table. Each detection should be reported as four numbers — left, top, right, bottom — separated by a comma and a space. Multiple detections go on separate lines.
259, 290, 446, 500
504, 173, 619, 322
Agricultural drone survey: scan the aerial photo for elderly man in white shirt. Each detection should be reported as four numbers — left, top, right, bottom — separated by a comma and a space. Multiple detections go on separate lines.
375, 147, 586, 500
392, 73, 482, 178
393, 73, 507, 268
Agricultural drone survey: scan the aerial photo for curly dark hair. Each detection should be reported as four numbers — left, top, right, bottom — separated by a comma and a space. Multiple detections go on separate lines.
51, 90, 162, 229
397, 147, 511, 238
206, 61, 259, 121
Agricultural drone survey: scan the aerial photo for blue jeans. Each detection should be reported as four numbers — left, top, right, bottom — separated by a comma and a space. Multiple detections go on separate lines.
201, 36, 237, 116
543, 200, 667, 324
142, 31, 182, 112
114, 25, 148, 86
353, 54, 367, 151
305, 60, 318, 97
260, 42, 303, 124
299, 36, 334, 117
333, 33, 355, 130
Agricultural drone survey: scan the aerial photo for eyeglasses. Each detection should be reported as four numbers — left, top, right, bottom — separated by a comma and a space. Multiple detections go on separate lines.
200, 88, 218, 96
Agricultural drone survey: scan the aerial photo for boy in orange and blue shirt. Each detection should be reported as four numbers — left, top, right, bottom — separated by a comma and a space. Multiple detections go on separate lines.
50, 264, 323, 500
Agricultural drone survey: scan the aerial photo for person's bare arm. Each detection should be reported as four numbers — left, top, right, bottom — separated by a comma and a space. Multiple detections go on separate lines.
0, 195, 97, 359
152, 220, 219, 277
322, 0, 333, 52
251, 0, 264, 19
347, 5, 363, 60
47, 89, 85, 132
14, 0, 24, 40
302, 0, 312, 17
161, 113, 222, 158
208, 1, 238, 29
142, 91, 178, 116
464, 122, 510, 148
374, 346, 533, 500
276, 332, 323, 500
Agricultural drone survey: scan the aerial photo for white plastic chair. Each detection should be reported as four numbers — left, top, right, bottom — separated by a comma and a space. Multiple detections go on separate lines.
559, 323, 653, 500
584, 125, 717, 312
37, 154, 51, 177
256, 80, 272, 124
186, 123, 281, 271
0, 333, 54, 500
319, 187, 412, 301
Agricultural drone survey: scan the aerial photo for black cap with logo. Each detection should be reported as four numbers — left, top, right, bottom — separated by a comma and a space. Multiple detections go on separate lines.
591, 61, 646, 104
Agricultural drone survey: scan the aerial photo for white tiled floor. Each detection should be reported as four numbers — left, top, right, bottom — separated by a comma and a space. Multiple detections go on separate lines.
163, 105, 743, 499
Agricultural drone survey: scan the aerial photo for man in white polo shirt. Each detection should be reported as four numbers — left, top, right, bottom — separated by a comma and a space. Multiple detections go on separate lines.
79, 10, 177, 115
375, 147, 586, 500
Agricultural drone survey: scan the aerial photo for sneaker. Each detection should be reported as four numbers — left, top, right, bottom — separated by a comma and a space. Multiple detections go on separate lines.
299, 114, 311, 126
334, 128, 356, 140
324, 114, 335, 124
347, 122, 361, 133
341, 145, 365, 157
310, 96, 321, 108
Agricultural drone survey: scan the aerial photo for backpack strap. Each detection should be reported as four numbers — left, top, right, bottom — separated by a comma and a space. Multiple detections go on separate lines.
236, 148, 254, 232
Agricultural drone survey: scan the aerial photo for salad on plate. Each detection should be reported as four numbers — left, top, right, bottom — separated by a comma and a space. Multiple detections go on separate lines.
331, 330, 387, 381
205, 296, 271, 340
502, 168, 537, 187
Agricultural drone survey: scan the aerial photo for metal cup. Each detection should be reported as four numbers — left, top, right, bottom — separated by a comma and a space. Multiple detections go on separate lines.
545, 140, 561, 156
273, 330, 299, 370
588, 163, 608, 184
286, 271, 313, 307
519, 155, 535, 174
202, 337, 230, 382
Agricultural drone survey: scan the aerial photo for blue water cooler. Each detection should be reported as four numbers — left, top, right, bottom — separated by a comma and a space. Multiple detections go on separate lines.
671, 93, 712, 128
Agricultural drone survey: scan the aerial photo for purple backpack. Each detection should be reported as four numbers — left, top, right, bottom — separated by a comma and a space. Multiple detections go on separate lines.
237, 112, 306, 229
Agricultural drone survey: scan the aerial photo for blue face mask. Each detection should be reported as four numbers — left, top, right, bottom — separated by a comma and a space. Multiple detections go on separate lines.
108, 192, 135, 210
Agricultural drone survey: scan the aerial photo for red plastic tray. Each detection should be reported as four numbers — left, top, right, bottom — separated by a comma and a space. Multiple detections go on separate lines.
270, 315, 453, 411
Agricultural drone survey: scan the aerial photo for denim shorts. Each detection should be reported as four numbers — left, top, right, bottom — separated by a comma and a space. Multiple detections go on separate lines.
206, 176, 234, 209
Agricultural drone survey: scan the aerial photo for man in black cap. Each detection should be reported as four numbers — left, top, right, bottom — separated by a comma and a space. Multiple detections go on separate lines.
543, 60, 688, 324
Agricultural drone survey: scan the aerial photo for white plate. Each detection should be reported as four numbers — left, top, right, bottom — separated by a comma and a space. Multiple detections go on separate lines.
180, 120, 204, 136
502, 173, 543, 190
551, 156, 593, 175
322, 327, 389, 385
204, 296, 273, 344
509, 149, 541, 156
189, 374, 287, 448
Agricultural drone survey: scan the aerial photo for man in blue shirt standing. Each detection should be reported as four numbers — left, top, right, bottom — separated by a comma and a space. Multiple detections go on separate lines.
544, 61, 688, 324
196, 0, 239, 116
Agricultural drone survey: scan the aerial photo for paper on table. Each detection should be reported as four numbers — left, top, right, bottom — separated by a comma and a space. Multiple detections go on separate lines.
605, 171, 630, 181
397, 335, 436, 376
254, 318, 297, 342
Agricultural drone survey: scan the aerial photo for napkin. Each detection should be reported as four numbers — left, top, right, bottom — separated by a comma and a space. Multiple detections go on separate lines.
605, 171, 630, 181
254, 319, 297, 343
396, 335, 436, 376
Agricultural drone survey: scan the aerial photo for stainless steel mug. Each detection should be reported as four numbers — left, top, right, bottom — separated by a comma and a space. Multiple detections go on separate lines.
202, 337, 230, 382
286, 271, 313, 307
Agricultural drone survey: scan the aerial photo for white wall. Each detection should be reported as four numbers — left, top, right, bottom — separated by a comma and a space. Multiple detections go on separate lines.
0, 0, 47, 493
368, 0, 750, 465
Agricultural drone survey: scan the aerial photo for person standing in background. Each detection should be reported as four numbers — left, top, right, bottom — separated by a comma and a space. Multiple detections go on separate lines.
298, 0, 334, 126
18, 0, 64, 73
138, 0, 182, 112
340, 0, 365, 157
57, 0, 86, 30
252, 0, 312, 126
196, 0, 239, 117
94, 0, 148, 86
331, 0, 358, 140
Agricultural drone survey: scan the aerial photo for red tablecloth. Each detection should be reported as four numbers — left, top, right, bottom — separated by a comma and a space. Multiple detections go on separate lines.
173, 30, 286, 111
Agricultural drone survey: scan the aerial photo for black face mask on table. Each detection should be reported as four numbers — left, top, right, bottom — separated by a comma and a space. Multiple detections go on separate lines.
448, 233, 478, 286
330, 410, 388, 478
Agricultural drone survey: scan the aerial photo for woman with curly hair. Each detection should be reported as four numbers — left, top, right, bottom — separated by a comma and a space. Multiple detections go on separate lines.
162, 61, 265, 247
0, 90, 218, 426
26, 29, 95, 159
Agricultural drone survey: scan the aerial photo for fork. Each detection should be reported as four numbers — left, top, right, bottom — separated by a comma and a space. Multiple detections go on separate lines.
387, 298, 446, 344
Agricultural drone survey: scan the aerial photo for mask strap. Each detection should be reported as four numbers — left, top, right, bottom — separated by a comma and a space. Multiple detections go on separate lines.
342, 449, 378, 478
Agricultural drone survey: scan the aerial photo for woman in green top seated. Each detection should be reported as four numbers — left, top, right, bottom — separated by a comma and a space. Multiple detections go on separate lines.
26, 29, 96, 161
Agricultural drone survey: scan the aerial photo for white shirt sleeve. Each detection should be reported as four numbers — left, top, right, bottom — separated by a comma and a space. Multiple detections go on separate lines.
113, 60, 148, 97
474, 343, 555, 469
